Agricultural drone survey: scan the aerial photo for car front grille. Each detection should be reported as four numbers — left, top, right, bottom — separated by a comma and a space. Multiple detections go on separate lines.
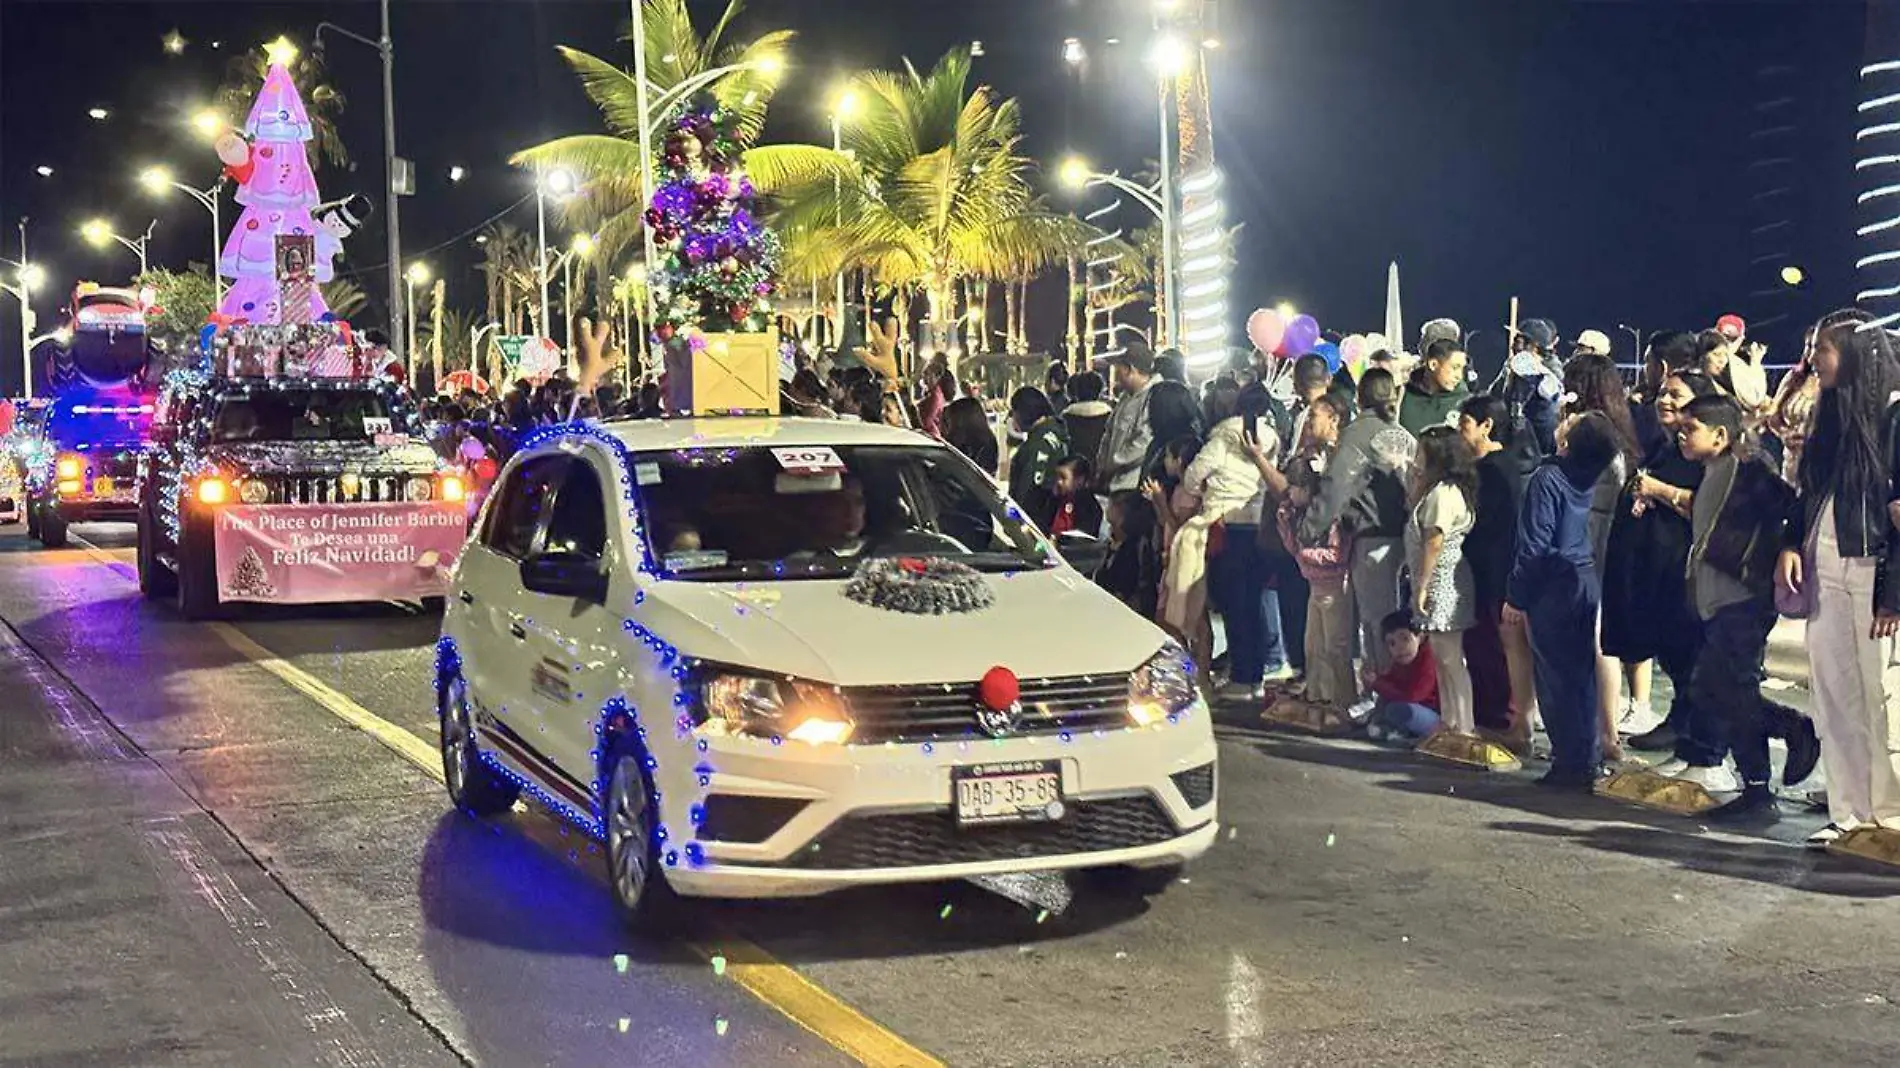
780, 794, 1184, 870
848, 672, 1132, 744
243, 472, 428, 504
1170, 762, 1216, 809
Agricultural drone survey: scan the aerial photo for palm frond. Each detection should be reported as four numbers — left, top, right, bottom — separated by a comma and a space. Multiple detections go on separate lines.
555, 47, 647, 138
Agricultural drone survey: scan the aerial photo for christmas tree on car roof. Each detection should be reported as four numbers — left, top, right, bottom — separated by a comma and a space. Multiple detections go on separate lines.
216, 56, 327, 325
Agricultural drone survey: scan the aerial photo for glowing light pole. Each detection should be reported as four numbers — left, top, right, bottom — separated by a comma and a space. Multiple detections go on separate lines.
534, 168, 575, 340
139, 166, 225, 299
1, 263, 45, 399
830, 88, 861, 343
80, 219, 156, 276
404, 261, 430, 382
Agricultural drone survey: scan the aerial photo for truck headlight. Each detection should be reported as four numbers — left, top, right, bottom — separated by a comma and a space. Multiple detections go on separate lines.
1128, 644, 1197, 726
55, 455, 82, 480
699, 671, 854, 745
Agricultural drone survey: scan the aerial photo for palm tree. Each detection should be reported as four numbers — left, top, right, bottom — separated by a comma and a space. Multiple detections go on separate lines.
320, 277, 371, 321
746, 47, 1095, 365
509, 0, 793, 269
476, 224, 537, 334
217, 40, 348, 169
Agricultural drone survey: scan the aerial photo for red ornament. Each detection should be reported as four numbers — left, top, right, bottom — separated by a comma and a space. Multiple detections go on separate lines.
977, 666, 1020, 712
898, 557, 928, 575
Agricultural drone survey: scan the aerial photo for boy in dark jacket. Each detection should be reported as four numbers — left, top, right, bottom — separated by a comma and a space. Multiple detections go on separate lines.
1641, 395, 1820, 818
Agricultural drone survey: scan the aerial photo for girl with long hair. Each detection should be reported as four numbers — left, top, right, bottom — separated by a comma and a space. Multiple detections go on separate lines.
1779, 317, 1900, 843
1562, 353, 1639, 761
1406, 426, 1480, 734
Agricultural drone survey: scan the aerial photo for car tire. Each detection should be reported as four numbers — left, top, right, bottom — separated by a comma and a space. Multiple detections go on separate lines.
174, 511, 222, 620
438, 675, 519, 817
25, 496, 41, 541
137, 505, 177, 599
38, 507, 68, 549
603, 744, 678, 932
1084, 863, 1185, 899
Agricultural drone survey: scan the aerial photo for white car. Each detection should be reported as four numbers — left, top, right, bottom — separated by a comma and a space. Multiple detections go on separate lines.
436, 416, 1217, 926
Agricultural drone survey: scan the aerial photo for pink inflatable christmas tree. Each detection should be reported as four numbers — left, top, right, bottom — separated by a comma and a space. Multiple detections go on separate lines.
217, 61, 328, 323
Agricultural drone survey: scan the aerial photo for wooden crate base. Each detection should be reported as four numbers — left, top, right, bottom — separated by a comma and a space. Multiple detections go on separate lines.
1414, 730, 1522, 772
1594, 768, 1721, 816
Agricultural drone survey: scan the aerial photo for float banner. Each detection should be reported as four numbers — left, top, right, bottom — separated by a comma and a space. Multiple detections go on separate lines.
213, 502, 466, 604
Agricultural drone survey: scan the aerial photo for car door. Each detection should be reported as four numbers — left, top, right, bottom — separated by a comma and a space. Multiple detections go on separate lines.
514, 450, 620, 798
453, 454, 563, 760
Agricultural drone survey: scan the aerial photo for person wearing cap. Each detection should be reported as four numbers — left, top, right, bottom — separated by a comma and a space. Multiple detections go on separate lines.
1398, 336, 1471, 438
1095, 341, 1159, 493
1574, 329, 1613, 358
1493, 318, 1564, 455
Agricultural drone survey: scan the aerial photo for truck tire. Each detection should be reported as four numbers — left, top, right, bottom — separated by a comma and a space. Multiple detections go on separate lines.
174, 512, 223, 620
26, 496, 42, 541
137, 505, 177, 599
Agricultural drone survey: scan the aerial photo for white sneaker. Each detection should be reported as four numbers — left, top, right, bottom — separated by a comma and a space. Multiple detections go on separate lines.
1650, 758, 1689, 777
1805, 820, 1860, 847
1262, 664, 1297, 683
1674, 763, 1741, 793
1345, 695, 1379, 725
1617, 699, 1663, 735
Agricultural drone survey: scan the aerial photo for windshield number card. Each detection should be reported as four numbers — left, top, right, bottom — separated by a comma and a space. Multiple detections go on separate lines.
770, 446, 846, 476
952, 760, 1064, 827
362, 416, 393, 437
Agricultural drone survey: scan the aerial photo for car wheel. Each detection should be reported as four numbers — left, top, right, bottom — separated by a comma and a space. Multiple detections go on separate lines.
1083, 863, 1185, 899
25, 497, 40, 540
174, 511, 223, 620
38, 507, 68, 549
604, 747, 677, 931
137, 506, 177, 599
438, 675, 519, 817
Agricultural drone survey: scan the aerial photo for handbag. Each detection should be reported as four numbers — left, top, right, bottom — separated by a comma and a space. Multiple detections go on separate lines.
1775, 552, 1816, 620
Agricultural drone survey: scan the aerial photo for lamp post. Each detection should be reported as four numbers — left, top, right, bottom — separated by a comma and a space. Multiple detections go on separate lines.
404, 261, 429, 383
471, 320, 501, 386
1059, 158, 1170, 345
564, 232, 594, 370
139, 167, 224, 299
830, 88, 861, 343
80, 219, 156, 276
535, 168, 575, 342
2, 263, 44, 399
316, 1, 404, 369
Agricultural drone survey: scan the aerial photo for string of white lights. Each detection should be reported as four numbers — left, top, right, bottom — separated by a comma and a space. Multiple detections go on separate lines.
1857, 53, 1900, 326
1174, 165, 1229, 368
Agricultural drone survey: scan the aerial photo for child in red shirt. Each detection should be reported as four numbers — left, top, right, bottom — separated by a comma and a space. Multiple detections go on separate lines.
1047, 456, 1104, 538
1363, 612, 1441, 742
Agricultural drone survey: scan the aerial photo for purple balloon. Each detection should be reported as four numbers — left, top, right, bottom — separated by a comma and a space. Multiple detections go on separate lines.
1283, 314, 1322, 357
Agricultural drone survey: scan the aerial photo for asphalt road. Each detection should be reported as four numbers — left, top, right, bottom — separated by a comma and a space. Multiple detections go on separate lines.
3, 521, 1899, 1067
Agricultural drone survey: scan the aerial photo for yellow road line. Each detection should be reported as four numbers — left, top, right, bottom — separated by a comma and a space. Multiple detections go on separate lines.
72, 533, 941, 1067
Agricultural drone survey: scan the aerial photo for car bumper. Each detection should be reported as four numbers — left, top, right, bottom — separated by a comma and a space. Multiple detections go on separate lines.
48, 496, 138, 523
658, 706, 1219, 899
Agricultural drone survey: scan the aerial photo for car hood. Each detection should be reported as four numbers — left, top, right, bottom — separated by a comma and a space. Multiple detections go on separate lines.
206, 439, 440, 476
636, 566, 1170, 686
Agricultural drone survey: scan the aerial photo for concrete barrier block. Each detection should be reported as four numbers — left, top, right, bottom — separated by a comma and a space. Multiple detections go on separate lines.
1595, 768, 1720, 815
1414, 729, 1522, 772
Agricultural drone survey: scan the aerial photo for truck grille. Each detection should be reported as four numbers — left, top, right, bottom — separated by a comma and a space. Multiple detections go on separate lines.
780, 795, 1183, 870
243, 473, 428, 505
848, 672, 1133, 744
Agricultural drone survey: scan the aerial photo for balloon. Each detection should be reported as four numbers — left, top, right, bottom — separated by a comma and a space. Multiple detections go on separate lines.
1246, 308, 1286, 355
1314, 341, 1342, 373
1281, 314, 1321, 357
1340, 335, 1367, 365
1363, 332, 1390, 356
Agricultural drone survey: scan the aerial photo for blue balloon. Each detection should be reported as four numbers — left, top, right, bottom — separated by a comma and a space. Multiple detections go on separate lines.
1314, 341, 1342, 373
199, 324, 219, 352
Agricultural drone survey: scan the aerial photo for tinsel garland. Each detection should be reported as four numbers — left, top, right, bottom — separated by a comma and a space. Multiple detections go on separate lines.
843, 557, 995, 616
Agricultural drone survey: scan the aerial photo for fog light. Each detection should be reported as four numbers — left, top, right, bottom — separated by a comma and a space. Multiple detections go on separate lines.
56, 479, 82, 496
784, 713, 853, 746
197, 477, 228, 504
55, 455, 82, 480
439, 474, 465, 503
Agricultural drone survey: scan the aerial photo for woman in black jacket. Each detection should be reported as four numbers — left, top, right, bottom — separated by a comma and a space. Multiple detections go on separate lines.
1777, 314, 1900, 845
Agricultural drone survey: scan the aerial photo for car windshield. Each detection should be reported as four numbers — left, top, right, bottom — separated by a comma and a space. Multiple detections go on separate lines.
631, 443, 1054, 580
211, 388, 397, 443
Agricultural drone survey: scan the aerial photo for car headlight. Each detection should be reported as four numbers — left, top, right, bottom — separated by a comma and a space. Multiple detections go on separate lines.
698, 671, 854, 745
1128, 644, 1198, 726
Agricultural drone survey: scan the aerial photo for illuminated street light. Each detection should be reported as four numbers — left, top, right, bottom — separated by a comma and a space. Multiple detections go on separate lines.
2, 262, 50, 398
569, 233, 595, 257
163, 30, 187, 54
1149, 36, 1190, 78
19, 264, 46, 292
264, 36, 299, 66
833, 87, 863, 120
1063, 38, 1086, 67
1782, 265, 1806, 286
1275, 301, 1298, 319
404, 262, 431, 382
448, 165, 466, 182
80, 218, 156, 275
535, 168, 577, 339
1059, 156, 1093, 190
542, 168, 576, 197
138, 166, 173, 193
88, 107, 110, 121
190, 109, 225, 139
405, 261, 431, 285
756, 54, 786, 80
35, 166, 53, 178
141, 165, 227, 299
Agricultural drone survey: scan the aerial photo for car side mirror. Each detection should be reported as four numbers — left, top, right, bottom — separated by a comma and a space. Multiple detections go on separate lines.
520, 550, 608, 604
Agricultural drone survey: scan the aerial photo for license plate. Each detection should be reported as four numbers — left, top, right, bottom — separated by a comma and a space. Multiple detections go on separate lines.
93, 477, 114, 496
952, 761, 1064, 826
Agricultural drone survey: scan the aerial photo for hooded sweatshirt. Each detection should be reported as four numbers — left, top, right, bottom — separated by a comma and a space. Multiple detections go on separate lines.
1397, 368, 1471, 437
1507, 456, 1603, 611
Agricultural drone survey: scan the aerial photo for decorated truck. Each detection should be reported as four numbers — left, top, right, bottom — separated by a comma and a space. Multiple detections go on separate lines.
136, 324, 469, 619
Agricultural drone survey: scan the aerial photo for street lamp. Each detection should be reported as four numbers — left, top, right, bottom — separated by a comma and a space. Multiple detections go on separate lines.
1063, 37, 1086, 67
189, 109, 225, 139
1058, 157, 1171, 341
405, 261, 430, 383
830, 87, 862, 340
140, 165, 225, 299
34, 166, 52, 178
564, 232, 594, 360
316, 2, 405, 370
88, 107, 110, 121
448, 165, 466, 182
1, 263, 45, 399
80, 218, 156, 276
534, 167, 576, 340
471, 319, 502, 385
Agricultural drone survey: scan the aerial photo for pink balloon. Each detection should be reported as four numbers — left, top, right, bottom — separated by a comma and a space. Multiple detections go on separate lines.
1340, 334, 1367, 364
1246, 309, 1286, 355
1280, 314, 1321, 357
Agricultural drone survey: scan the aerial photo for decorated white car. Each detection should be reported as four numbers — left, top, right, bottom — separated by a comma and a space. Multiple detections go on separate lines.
436, 416, 1218, 926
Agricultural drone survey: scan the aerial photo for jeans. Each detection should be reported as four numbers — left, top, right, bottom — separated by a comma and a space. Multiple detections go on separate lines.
1379, 701, 1442, 738
1351, 538, 1404, 675
1267, 551, 1310, 672
1208, 527, 1270, 686
1526, 570, 1603, 774
1681, 599, 1793, 785
1261, 587, 1289, 673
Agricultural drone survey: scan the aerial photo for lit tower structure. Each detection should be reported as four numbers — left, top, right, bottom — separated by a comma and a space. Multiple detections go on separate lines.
1159, 1, 1231, 371
1859, 3, 1900, 329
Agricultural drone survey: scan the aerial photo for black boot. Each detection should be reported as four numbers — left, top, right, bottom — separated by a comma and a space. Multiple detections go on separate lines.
1627, 723, 1678, 752
1706, 785, 1779, 822
1783, 718, 1821, 787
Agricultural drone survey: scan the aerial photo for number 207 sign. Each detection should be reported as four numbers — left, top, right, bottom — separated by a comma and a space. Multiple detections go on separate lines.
770, 446, 846, 476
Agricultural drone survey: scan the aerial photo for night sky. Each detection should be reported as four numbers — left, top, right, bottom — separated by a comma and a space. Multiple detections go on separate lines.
0, 0, 1877, 393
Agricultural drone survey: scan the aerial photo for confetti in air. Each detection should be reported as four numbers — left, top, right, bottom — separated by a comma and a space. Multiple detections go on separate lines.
710, 954, 727, 977
614, 954, 630, 974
